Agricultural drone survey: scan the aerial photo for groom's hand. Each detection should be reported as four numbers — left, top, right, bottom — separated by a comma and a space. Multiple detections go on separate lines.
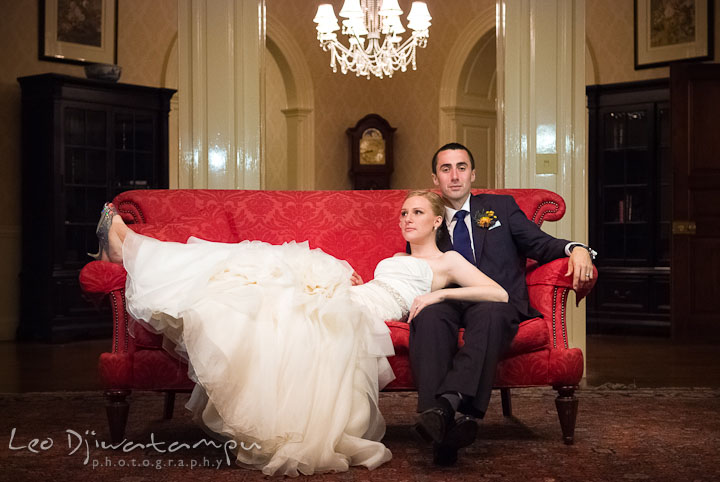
350, 271, 364, 286
565, 249, 594, 291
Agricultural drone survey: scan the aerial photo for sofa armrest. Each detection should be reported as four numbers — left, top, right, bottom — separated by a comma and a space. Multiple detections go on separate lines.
525, 258, 596, 351
79, 260, 127, 294
525, 257, 597, 304
80, 261, 135, 359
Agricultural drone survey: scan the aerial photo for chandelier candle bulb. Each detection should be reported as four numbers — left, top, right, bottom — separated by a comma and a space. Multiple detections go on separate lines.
314, 0, 431, 79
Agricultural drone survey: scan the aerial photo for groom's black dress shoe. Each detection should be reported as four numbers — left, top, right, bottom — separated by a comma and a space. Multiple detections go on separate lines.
430, 415, 478, 466
414, 398, 455, 443
445, 415, 478, 448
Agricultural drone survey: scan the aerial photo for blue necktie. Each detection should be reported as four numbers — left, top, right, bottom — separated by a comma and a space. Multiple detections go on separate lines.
453, 210, 474, 264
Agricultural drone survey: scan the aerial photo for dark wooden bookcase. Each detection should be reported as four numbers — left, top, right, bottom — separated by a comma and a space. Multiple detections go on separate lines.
586, 79, 670, 336
17, 73, 175, 341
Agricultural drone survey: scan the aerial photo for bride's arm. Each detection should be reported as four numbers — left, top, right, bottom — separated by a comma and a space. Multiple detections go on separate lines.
407, 252, 508, 322
440, 251, 508, 303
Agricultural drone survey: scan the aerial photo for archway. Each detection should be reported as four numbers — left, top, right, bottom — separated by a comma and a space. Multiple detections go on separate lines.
439, 9, 498, 188
265, 16, 315, 189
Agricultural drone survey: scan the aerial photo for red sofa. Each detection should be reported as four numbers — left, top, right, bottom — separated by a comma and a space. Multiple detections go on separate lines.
79, 188, 594, 445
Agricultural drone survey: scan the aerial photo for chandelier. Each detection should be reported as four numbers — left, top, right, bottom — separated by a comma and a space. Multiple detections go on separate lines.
313, 0, 432, 79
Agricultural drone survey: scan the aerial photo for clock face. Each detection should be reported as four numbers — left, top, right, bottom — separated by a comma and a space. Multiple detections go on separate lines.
359, 128, 386, 165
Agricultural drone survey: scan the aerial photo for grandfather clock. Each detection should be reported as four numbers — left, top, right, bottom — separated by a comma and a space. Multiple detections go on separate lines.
347, 114, 396, 189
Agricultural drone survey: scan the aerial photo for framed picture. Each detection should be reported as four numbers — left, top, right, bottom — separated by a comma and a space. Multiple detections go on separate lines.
40, 0, 117, 65
634, 0, 714, 69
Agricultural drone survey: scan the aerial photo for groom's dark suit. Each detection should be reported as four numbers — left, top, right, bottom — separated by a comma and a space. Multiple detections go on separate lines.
410, 193, 570, 417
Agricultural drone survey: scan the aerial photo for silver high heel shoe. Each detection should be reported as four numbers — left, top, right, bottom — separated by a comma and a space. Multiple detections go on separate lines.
88, 203, 120, 260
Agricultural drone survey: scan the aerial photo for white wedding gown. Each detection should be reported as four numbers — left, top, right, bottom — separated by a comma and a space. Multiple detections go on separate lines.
121, 231, 433, 476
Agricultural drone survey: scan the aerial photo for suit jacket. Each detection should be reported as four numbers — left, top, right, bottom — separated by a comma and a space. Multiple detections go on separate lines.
437, 193, 569, 320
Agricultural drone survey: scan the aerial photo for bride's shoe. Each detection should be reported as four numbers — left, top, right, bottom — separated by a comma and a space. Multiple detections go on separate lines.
88, 203, 120, 260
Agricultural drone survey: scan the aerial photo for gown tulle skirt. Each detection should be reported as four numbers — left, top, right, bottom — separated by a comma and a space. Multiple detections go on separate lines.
122, 231, 395, 476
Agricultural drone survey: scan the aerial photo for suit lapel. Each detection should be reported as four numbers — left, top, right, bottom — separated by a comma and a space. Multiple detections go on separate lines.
470, 194, 487, 266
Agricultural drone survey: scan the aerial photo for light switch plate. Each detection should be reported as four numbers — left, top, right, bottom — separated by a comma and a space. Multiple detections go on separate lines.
536, 153, 558, 174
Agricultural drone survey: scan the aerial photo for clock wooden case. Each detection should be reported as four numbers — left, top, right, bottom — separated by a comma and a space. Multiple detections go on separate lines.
347, 114, 396, 189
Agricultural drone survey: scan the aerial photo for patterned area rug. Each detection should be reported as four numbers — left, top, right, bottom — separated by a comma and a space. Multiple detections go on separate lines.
1, 386, 719, 481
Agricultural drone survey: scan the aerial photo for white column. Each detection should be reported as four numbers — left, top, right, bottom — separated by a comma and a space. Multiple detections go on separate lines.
178, 0, 265, 189
498, 0, 587, 359
281, 108, 314, 189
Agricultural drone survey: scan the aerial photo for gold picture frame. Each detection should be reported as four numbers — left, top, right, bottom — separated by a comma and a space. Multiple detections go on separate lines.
634, 0, 713, 70
40, 0, 117, 65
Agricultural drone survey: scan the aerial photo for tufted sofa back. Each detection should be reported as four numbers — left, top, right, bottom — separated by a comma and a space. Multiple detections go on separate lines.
112, 189, 565, 283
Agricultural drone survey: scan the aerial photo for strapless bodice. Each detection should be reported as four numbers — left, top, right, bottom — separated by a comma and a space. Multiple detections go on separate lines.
349, 256, 433, 322
371, 256, 433, 311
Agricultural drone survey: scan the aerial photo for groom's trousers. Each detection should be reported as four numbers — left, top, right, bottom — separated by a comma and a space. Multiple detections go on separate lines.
409, 300, 520, 417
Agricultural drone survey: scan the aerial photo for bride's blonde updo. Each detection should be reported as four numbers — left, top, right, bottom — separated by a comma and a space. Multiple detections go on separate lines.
405, 190, 446, 218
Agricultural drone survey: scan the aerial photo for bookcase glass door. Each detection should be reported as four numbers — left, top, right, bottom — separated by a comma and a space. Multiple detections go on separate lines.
63, 106, 109, 267
114, 111, 156, 196
598, 106, 654, 266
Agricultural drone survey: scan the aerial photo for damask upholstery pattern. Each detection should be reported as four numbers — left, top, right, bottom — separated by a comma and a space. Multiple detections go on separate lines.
80, 188, 593, 442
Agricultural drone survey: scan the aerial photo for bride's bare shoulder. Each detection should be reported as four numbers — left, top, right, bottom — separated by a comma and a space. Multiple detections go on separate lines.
436, 251, 471, 273
440, 250, 464, 263
393, 252, 410, 257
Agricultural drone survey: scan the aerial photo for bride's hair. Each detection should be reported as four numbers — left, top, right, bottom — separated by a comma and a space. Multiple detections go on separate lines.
405, 190, 445, 218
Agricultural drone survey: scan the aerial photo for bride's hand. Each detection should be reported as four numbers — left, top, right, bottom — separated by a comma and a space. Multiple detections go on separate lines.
407, 291, 444, 323
350, 270, 364, 286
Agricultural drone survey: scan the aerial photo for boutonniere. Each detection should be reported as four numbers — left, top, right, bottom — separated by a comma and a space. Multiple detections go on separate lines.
474, 209, 498, 229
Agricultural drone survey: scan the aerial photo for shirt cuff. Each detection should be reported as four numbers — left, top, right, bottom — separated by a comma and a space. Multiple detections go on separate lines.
565, 242, 585, 256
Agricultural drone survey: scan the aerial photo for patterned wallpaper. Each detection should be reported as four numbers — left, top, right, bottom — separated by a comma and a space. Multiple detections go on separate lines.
116, 0, 178, 89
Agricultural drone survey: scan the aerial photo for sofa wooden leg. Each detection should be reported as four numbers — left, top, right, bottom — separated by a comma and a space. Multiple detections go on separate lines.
500, 388, 513, 417
163, 392, 176, 419
554, 385, 579, 445
105, 389, 131, 444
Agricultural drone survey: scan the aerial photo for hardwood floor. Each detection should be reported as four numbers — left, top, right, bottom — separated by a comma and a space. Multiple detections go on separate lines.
1, 335, 719, 393
584, 334, 720, 388
0, 338, 107, 392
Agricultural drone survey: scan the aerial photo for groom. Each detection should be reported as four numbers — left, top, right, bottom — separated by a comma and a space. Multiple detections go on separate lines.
410, 143, 596, 465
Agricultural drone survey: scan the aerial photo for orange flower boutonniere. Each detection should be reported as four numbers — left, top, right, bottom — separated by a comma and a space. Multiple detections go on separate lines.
474, 209, 498, 229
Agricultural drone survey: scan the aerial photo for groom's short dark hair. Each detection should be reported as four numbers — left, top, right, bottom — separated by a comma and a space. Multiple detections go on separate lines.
431, 142, 476, 174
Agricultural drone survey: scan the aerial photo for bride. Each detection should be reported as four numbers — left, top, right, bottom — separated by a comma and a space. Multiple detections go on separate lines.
92, 190, 507, 476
